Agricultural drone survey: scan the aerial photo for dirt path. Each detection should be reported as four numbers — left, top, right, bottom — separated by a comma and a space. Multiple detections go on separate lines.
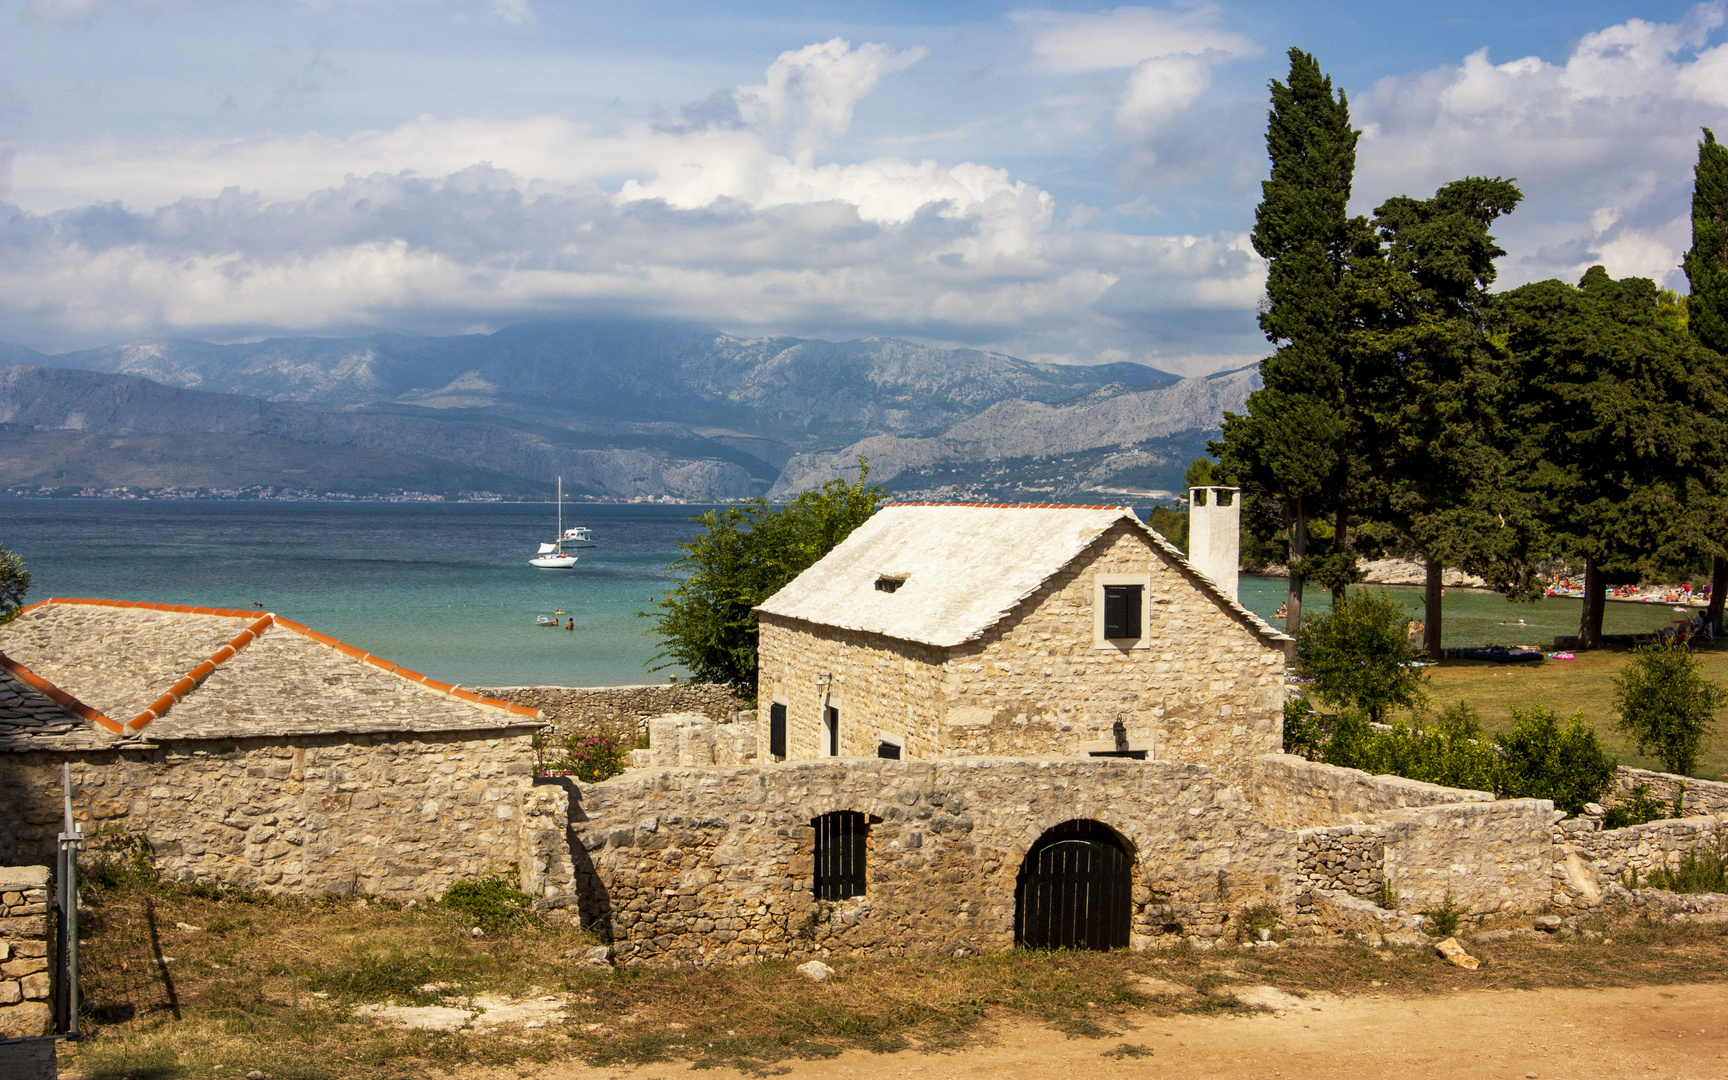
479, 982, 1728, 1080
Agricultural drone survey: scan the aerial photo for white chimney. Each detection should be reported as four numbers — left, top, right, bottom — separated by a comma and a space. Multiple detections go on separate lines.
1188, 486, 1240, 602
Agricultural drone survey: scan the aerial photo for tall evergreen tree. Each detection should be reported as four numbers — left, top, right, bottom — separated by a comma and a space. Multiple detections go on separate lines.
1498, 268, 1728, 648
1683, 129, 1728, 636
1352, 177, 1541, 656
1214, 48, 1359, 636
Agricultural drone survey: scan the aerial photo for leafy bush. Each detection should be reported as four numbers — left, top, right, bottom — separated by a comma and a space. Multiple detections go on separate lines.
1322, 704, 1499, 792
1496, 706, 1617, 814
439, 875, 533, 934
1296, 588, 1426, 723
541, 732, 630, 783
1421, 893, 1466, 937
0, 545, 30, 624
1644, 840, 1728, 893
1281, 695, 1324, 758
1613, 641, 1728, 775
1602, 782, 1675, 829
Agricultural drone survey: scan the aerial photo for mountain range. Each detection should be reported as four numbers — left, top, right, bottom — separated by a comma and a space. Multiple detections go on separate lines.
0, 321, 1259, 501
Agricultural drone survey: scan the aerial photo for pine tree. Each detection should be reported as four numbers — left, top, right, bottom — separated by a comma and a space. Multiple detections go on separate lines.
1683, 129, 1728, 636
1214, 48, 1359, 636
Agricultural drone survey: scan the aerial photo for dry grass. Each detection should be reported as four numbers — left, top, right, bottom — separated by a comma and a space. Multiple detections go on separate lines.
1395, 644, 1728, 782
62, 883, 1728, 1080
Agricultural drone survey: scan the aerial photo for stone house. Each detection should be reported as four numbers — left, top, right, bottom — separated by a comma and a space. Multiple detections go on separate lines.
753, 503, 1290, 769
0, 598, 567, 900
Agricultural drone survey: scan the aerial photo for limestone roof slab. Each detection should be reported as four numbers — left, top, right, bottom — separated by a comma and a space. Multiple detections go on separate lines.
0, 599, 544, 751
755, 503, 1290, 649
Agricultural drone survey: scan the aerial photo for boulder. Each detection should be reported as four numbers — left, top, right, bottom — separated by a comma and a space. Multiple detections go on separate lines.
796, 960, 834, 983
1533, 914, 1563, 932
1434, 937, 1480, 970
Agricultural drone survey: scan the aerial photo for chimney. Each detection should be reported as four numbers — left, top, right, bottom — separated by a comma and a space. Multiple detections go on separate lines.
1188, 486, 1240, 603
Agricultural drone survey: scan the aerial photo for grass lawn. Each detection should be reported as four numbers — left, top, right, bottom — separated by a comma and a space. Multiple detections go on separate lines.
1393, 643, 1728, 782
61, 882, 1728, 1080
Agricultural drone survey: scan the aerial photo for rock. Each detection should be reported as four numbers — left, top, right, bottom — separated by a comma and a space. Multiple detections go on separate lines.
564, 945, 614, 970
1434, 937, 1480, 970
0, 1000, 50, 1038
796, 960, 835, 983
1468, 929, 1512, 945
175, 921, 203, 933
471, 927, 483, 937
1584, 803, 1605, 816
1533, 915, 1563, 932
246, 1072, 268, 1080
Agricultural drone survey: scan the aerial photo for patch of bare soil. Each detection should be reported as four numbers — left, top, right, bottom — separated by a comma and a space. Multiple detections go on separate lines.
458, 982, 1728, 1080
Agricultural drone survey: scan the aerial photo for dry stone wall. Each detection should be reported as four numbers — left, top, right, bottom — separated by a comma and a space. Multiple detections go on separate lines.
1552, 813, 1728, 908
1295, 825, 1384, 900
1611, 767, 1728, 815
569, 757, 1301, 966
0, 865, 50, 1038
0, 731, 542, 900
1246, 754, 1493, 830
480, 684, 740, 746
1380, 800, 1562, 915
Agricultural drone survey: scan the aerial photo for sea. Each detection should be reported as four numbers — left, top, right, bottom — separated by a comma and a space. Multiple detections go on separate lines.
0, 500, 1690, 687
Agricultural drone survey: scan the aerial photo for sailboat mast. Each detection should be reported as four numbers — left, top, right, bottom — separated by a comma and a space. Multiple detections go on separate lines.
557, 477, 562, 537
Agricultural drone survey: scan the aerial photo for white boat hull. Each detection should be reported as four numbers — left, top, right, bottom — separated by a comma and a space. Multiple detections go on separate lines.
529, 555, 577, 568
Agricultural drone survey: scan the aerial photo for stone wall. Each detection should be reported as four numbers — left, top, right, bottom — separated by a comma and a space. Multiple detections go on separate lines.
479, 684, 741, 746
645, 714, 759, 767
1295, 825, 1384, 900
1379, 800, 1562, 916
569, 757, 1300, 966
0, 731, 544, 901
1611, 767, 1728, 815
1553, 813, 1728, 908
0, 865, 50, 1038
757, 520, 1285, 770
1246, 753, 1493, 830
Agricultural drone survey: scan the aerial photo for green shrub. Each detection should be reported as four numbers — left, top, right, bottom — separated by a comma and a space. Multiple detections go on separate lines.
81, 826, 158, 891
541, 731, 630, 783
1322, 704, 1498, 793
1613, 641, 1728, 775
1421, 893, 1465, 937
0, 545, 30, 624
1296, 588, 1426, 723
439, 875, 533, 933
1602, 782, 1673, 829
1644, 840, 1728, 893
1282, 696, 1324, 758
303, 949, 450, 1003
1496, 706, 1617, 814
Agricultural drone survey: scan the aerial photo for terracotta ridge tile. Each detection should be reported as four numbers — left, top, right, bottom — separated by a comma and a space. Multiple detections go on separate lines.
0, 651, 126, 734
122, 613, 275, 734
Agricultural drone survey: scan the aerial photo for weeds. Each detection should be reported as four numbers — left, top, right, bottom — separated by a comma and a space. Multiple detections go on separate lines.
439, 874, 533, 933
1603, 782, 1674, 829
1421, 893, 1466, 938
1644, 838, 1728, 893
1374, 878, 1397, 910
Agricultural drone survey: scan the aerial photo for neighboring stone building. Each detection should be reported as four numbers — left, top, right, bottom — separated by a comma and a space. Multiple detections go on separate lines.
0, 598, 564, 900
753, 503, 1289, 769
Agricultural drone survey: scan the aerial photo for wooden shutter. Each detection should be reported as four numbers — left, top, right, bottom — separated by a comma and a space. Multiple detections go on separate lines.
1103, 585, 1143, 640
877, 741, 901, 760
825, 705, 840, 756
814, 811, 868, 900
769, 703, 787, 758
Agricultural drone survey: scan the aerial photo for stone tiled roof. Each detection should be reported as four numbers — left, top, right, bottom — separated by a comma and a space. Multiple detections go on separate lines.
756, 503, 1290, 649
0, 599, 542, 751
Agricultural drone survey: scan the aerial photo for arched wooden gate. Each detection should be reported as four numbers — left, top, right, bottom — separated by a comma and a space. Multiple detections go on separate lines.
1013, 819, 1132, 950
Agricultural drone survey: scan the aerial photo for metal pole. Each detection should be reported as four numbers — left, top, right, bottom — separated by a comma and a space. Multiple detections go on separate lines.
57, 762, 83, 1040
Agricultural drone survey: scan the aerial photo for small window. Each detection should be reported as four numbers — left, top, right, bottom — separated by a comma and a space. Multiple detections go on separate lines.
1103, 584, 1143, 640
814, 810, 867, 900
874, 575, 905, 593
769, 702, 787, 759
877, 740, 901, 760
1088, 749, 1148, 760
824, 705, 840, 756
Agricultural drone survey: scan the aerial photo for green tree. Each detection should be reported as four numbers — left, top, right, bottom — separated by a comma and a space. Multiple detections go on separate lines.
1498, 268, 1728, 647
1613, 641, 1728, 776
1295, 588, 1424, 723
1350, 177, 1544, 656
1321, 704, 1497, 792
1496, 706, 1617, 814
0, 546, 31, 624
1684, 129, 1728, 637
1215, 48, 1360, 635
645, 464, 884, 691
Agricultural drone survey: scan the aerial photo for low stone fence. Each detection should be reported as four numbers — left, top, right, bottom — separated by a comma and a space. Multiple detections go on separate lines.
1611, 767, 1728, 815
1379, 800, 1561, 916
0, 865, 51, 1038
1552, 813, 1727, 907
1295, 824, 1384, 900
1247, 753, 1492, 830
644, 713, 759, 768
0, 731, 542, 902
478, 684, 741, 746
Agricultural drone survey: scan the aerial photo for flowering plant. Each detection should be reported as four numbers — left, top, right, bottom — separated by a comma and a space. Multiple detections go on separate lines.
538, 731, 628, 783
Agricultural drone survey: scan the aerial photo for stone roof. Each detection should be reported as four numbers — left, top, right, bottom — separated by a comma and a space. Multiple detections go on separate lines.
0, 599, 542, 751
755, 502, 1291, 649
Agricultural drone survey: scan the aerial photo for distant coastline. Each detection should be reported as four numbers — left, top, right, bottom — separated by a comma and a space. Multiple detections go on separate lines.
0, 487, 703, 504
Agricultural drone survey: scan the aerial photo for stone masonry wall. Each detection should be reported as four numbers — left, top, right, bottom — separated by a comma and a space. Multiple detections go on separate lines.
1379, 800, 1562, 916
1246, 754, 1493, 831
1611, 767, 1728, 815
756, 521, 1285, 771
0, 865, 51, 1038
0, 731, 542, 901
570, 757, 1302, 967
480, 684, 741, 746
1295, 825, 1384, 900
938, 522, 1284, 769
1552, 813, 1728, 908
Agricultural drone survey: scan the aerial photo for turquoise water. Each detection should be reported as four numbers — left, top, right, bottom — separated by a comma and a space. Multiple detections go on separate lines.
1238, 576, 1687, 648
0, 500, 711, 686
0, 500, 1694, 687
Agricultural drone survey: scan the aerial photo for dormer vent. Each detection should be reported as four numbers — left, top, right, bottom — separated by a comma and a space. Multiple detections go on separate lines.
874, 575, 906, 594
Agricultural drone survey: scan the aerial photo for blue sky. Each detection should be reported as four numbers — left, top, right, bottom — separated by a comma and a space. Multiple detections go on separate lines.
2, 1, 1725, 373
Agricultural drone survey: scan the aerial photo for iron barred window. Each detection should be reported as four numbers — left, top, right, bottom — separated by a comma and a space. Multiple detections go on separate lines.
813, 810, 867, 900
769, 702, 787, 759
1103, 584, 1143, 640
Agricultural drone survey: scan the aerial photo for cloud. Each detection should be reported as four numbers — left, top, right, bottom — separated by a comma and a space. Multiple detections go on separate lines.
734, 38, 927, 158
1354, 2, 1728, 290
1012, 5, 1253, 74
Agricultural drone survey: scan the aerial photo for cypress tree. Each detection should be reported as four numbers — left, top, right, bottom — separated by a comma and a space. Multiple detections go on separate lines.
1683, 129, 1728, 636
1215, 48, 1359, 635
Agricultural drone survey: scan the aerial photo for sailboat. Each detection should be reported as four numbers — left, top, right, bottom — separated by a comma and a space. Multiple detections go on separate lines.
529, 477, 579, 568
